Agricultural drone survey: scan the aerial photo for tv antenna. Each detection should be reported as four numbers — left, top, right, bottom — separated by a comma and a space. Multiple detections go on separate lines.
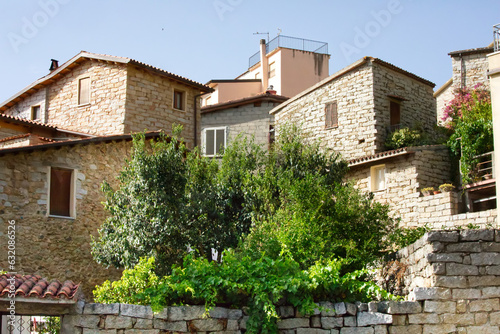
253, 31, 269, 43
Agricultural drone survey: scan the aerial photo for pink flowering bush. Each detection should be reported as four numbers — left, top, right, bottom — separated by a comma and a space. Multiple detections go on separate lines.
442, 83, 491, 129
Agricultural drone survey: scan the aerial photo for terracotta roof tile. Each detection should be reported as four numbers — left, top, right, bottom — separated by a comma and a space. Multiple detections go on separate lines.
348, 147, 411, 167
0, 113, 58, 129
0, 133, 56, 144
0, 274, 79, 300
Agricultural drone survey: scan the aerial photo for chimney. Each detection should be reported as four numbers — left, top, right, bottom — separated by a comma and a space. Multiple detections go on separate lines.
259, 39, 269, 93
266, 85, 277, 95
49, 59, 59, 71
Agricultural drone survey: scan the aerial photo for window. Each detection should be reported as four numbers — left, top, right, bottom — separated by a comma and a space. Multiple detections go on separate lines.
370, 165, 386, 192
31, 105, 41, 120
78, 77, 90, 105
325, 101, 338, 128
268, 62, 276, 78
49, 167, 74, 217
390, 100, 401, 131
173, 90, 185, 110
203, 127, 227, 156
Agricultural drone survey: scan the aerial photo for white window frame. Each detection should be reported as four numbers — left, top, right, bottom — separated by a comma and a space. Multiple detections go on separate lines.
202, 127, 228, 157
370, 164, 386, 192
47, 166, 76, 219
268, 62, 276, 78
78, 76, 91, 106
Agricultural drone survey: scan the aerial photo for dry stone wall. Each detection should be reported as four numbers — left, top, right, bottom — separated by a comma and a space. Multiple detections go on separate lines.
61, 230, 500, 333
4, 88, 47, 122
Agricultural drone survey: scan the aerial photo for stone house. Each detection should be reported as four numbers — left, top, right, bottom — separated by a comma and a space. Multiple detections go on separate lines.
0, 52, 211, 298
0, 132, 165, 297
434, 45, 494, 123
0, 51, 211, 148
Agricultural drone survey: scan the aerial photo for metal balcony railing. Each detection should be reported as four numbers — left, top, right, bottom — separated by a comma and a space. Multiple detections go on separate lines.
494, 23, 500, 52
468, 151, 495, 182
248, 35, 328, 68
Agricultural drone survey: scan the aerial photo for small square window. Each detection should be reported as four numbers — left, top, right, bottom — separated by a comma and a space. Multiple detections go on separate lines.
325, 101, 338, 128
203, 127, 227, 156
174, 90, 185, 110
31, 105, 41, 120
78, 77, 90, 105
49, 167, 74, 217
370, 165, 386, 192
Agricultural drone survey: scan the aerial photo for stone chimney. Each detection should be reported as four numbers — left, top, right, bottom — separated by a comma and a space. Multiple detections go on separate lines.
49, 59, 59, 71
259, 39, 268, 93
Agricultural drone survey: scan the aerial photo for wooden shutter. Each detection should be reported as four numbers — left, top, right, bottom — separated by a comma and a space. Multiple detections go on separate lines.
390, 101, 401, 127
78, 77, 90, 105
174, 90, 184, 110
325, 102, 338, 128
215, 129, 225, 154
205, 129, 215, 155
50, 168, 72, 217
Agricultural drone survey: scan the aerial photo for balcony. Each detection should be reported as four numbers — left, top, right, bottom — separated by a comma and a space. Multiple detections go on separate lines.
463, 151, 496, 212
248, 35, 328, 68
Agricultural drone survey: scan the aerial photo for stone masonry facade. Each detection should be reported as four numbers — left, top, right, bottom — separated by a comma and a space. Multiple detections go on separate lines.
61, 230, 500, 333
3, 56, 206, 148
0, 140, 133, 297
201, 101, 277, 148
274, 58, 436, 161
347, 146, 453, 229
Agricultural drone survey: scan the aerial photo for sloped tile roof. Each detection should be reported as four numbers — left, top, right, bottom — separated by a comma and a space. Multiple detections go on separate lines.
348, 148, 412, 167
201, 92, 288, 114
0, 133, 55, 144
0, 113, 58, 129
0, 274, 79, 300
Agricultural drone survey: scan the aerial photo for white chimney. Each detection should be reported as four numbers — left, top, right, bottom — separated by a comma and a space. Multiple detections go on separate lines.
259, 39, 268, 93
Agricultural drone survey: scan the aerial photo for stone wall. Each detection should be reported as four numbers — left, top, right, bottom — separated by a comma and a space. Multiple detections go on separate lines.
61, 230, 500, 333
4, 88, 47, 122
46, 59, 127, 135
124, 66, 200, 148
347, 146, 453, 229
0, 141, 130, 297
372, 63, 436, 151
201, 101, 276, 148
435, 82, 454, 124
275, 62, 376, 160
274, 59, 436, 161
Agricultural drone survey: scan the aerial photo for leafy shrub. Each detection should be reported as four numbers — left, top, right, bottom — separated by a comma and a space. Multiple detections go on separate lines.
94, 254, 394, 334
385, 127, 423, 150
37, 317, 60, 334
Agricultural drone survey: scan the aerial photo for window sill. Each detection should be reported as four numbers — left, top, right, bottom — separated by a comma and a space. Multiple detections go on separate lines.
77, 103, 91, 108
325, 125, 338, 130
173, 107, 185, 112
371, 189, 386, 193
48, 214, 75, 220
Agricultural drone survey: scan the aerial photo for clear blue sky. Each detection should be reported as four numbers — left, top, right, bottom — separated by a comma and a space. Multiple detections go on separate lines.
0, 0, 498, 103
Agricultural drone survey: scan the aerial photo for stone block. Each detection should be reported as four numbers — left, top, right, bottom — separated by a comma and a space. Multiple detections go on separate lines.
83, 329, 116, 334
153, 319, 187, 332
209, 307, 229, 319
433, 275, 467, 288
227, 319, 239, 330
277, 318, 310, 329
319, 302, 336, 316
452, 288, 481, 299
446, 242, 481, 252
460, 229, 494, 241
426, 253, 462, 263
408, 313, 440, 324
423, 301, 456, 313
84, 303, 120, 315
410, 287, 451, 301
321, 317, 343, 329
296, 328, 330, 334
475, 312, 488, 325
340, 328, 374, 334
188, 318, 225, 331
469, 298, 500, 312
278, 306, 295, 318
105, 315, 133, 329
168, 305, 205, 321
485, 265, 500, 275
471, 252, 500, 265
133, 318, 153, 329
425, 231, 458, 242
346, 302, 357, 315
152, 308, 168, 320
335, 302, 347, 315
120, 304, 153, 319
388, 325, 421, 334
357, 312, 392, 326
446, 263, 478, 275
227, 309, 243, 320
482, 286, 500, 297
344, 316, 357, 327
490, 311, 500, 325
465, 325, 500, 334
468, 275, 500, 287
441, 313, 475, 325
387, 301, 421, 314
422, 324, 456, 334
124, 330, 161, 334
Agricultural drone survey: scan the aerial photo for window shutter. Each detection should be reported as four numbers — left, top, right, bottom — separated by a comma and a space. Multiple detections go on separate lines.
390, 101, 401, 127
78, 77, 90, 105
205, 129, 215, 156
215, 129, 225, 154
50, 168, 72, 217
325, 102, 338, 128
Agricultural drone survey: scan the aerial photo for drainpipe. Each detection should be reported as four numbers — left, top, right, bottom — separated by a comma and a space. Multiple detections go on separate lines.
194, 92, 207, 148
260, 39, 269, 93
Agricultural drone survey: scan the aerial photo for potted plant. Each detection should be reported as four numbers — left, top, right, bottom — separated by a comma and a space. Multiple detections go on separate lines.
421, 187, 434, 196
439, 183, 455, 192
